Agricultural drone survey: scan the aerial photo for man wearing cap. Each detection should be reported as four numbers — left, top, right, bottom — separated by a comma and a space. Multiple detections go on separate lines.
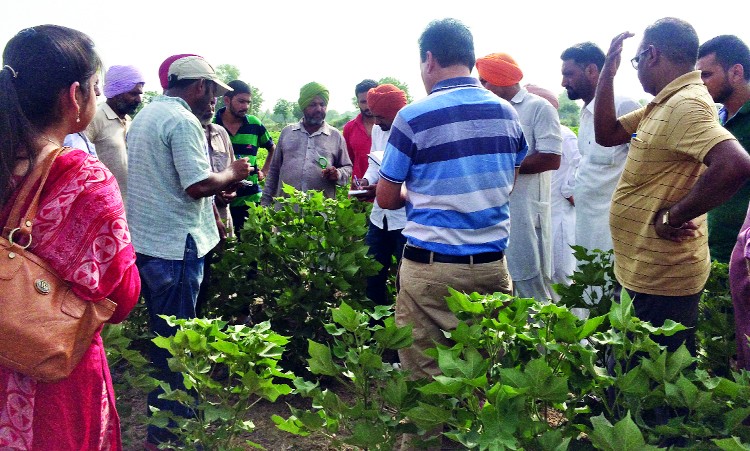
85, 64, 145, 202
214, 79, 276, 234
477, 52, 563, 302
377, 18, 527, 386
343, 79, 379, 181
351, 84, 408, 306
560, 42, 640, 267
261, 81, 352, 205
126, 55, 252, 448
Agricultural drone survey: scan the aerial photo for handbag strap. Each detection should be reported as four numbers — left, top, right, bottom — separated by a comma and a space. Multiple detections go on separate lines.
3, 147, 65, 241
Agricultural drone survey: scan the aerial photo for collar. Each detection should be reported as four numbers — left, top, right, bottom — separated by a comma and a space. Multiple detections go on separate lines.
583, 97, 596, 115
650, 70, 703, 105
292, 120, 332, 136
430, 77, 482, 94
214, 106, 251, 127
720, 99, 750, 126
509, 87, 529, 105
155, 95, 192, 111
102, 102, 129, 122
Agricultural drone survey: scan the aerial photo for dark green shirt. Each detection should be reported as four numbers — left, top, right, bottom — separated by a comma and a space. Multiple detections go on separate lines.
213, 108, 274, 205
708, 100, 750, 262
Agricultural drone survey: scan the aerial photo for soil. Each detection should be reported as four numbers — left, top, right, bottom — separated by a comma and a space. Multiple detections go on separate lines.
117, 375, 353, 450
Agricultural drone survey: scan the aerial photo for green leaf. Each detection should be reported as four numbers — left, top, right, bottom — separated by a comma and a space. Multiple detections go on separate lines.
332, 301, 361, 332
382, 377, 408, 407
404, 402, 451, 430
307, 340, 339, 376
589, 412, 658, 451
210, 340, 239, 356
374, 322, 413, 350
578, 315, 607, 339
417, 376, 465, 396
617, 366, 650, 397
713, 437, 750, 451
536, 429, 572, 451
444, 287, 485, 315
609, 291, 633, 331
665, 345, 695, 380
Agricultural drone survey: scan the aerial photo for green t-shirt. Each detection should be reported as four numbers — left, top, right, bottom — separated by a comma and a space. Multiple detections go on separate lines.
708, 101, 750, 263
213, 109, 274, 206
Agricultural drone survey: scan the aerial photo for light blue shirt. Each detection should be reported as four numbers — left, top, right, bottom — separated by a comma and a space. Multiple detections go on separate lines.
126, 95, 217, 259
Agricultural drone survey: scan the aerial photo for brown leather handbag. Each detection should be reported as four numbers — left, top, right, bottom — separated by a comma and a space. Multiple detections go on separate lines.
0, 148, 117, 382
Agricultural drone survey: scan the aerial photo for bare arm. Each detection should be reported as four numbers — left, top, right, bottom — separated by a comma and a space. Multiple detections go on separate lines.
259, 143, 276, 180
376, 178, 405, 210
185, 158, 251, 199
519, 153, 561, 174
595, 32, 635, 147
656, 140, 750, 241
260, 141, 283, 206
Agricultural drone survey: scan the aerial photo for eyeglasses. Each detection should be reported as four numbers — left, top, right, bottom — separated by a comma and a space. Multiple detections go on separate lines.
631, 48, 651, 70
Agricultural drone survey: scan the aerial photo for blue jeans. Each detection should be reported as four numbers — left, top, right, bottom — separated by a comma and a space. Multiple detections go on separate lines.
137, 234, 204, 445
365, 218, 407, 305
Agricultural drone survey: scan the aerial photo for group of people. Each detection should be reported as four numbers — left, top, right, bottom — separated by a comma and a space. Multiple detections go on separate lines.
2, 14, 750, 450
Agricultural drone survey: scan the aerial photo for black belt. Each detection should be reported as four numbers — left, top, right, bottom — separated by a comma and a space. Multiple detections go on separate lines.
403, 246, 504, 264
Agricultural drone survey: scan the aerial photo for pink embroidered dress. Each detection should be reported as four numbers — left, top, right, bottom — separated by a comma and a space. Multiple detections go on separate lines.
0, 149, 140, 450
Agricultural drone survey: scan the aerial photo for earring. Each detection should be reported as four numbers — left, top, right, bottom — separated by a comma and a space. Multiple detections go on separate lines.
76, 112, 80, 123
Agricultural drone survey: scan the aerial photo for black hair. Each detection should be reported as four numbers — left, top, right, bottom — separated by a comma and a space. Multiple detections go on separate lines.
225, 79, 251, 99
699, 35, 750, 81
355, 79, 378, 96
560, 42, 605, 71
418, 18, 475, 69
643, 17, 699, 66
0, 24, 101, 203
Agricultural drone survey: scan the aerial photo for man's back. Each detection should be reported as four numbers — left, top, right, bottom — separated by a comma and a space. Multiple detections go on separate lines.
379, 77, 527, 256
87, 103, 130, 199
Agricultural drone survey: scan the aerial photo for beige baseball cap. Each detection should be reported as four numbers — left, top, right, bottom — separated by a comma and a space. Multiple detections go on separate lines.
167, 56, 232, 96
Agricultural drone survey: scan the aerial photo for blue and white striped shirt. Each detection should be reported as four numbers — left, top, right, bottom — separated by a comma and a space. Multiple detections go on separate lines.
379, 77, 527, 256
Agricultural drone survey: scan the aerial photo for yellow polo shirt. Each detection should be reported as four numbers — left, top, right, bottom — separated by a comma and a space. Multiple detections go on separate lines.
612, 71, 736, 296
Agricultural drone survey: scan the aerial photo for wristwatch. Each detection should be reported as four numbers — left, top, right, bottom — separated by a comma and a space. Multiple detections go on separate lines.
661, 209, 682, 229
661, 209, 672, 226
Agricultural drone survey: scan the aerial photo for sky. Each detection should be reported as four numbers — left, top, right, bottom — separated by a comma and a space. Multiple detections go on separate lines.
2, 1, 750, 114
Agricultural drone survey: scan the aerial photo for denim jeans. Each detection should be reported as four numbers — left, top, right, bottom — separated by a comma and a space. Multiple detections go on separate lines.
137, 234, 205, 445
365, 218, 407, 305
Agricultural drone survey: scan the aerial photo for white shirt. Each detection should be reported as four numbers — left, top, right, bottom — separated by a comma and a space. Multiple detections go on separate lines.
575, 95, 641, 252
364, 126, 406, 230
506, 89, 563, 280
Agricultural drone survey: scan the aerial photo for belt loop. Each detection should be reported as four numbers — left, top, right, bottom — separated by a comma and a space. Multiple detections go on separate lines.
429, 251, 434, 265
469, 254, 474, 267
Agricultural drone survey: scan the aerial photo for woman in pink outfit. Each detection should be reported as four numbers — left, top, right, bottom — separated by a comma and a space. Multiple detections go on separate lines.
0, 25, 140, 450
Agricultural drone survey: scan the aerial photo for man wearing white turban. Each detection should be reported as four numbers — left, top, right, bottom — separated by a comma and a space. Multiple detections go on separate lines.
85, 64, 145, 203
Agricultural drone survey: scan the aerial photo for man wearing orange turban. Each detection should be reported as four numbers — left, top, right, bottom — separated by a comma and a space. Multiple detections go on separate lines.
477, 52, 563, 302
351, 84, 409, 307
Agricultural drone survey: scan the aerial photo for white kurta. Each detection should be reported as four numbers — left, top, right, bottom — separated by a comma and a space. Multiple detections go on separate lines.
550, 126, 581, 284
506, 89, 563, 300
575, 96, 641, 253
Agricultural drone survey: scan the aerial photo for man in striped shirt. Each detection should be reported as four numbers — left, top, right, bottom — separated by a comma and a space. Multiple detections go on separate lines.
594, 18, 750, 355
376, 18, 527, 380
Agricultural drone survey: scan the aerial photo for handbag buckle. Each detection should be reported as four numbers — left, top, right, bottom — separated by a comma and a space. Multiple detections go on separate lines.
35, 279, 51, 295
7, 228, 32, 249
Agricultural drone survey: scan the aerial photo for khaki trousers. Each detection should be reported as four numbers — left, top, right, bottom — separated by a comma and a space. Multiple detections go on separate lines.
396, 256, 512, 379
